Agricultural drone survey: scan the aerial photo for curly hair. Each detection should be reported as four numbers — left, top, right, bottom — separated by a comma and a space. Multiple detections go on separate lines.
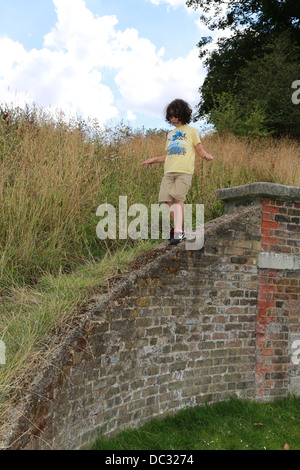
165, 99, 193, 125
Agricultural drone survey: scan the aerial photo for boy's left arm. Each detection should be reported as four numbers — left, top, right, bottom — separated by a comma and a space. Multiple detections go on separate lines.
195, 143, 213, 161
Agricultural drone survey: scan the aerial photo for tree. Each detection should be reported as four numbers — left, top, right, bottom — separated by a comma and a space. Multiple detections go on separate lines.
187, 0, 300, 138
237, 33, 300, 137
186, 0, 300, 38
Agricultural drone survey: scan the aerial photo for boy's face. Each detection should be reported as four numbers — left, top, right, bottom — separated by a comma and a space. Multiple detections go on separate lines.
169, 110, 183, 128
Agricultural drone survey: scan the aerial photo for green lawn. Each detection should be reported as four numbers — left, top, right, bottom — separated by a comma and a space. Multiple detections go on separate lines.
91, 396, 300, 450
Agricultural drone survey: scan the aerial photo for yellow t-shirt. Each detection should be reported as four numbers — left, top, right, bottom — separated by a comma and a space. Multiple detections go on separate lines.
164, 125, 201, 175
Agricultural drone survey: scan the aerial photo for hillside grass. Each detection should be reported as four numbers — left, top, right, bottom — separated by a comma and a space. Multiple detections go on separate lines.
0, 104, 300, 439
91, 396, 300, 450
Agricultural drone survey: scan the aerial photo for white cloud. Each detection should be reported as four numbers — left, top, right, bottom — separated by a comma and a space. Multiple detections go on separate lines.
115, 46, 206, 117
0, 0, 206, 126
148, 0, 188, 9
126, 110, 137, 121
0, 37, 27, 73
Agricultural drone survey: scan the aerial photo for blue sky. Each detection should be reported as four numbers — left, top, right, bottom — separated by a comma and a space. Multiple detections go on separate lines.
0, 0, 220, 131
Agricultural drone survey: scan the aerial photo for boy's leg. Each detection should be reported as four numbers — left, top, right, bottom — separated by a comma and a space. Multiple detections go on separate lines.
158, 174, 177, 238
167, 173, 192, 234
158, 173, 191, 242
166, 200, 184, 231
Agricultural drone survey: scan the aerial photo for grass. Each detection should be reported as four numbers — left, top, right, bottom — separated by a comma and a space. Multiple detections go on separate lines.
91, 396, 300, 451
0, 104, 300, 442
0, 239, 156, 433
1, 106, 300, 291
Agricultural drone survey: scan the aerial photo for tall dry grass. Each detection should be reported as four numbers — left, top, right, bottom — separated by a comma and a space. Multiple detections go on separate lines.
190, 132, 300, 217
0, 109, 168, 291
203, 132, 300, 187
0, 109, 104, 289
1, 107, 300, 292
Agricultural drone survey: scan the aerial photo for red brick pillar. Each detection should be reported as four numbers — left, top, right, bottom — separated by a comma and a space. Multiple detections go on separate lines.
256, 199, 280, 398
217, 183, 300, 401
256, 197, 300, 400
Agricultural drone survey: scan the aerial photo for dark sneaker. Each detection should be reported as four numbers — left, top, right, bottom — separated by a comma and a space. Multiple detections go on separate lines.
169, 227, 174, 240
170, 229, 186, 245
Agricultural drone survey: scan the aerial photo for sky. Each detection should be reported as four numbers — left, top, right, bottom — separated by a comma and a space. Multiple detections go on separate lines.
0, 0, 222, 131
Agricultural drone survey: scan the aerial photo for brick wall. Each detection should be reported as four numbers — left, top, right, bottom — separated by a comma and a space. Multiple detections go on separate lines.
256, 198, 300, 400
2, 183, 300, 450
218, 183, 300, 401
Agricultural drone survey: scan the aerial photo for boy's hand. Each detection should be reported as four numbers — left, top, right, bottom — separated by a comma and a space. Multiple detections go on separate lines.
141, 159, 153, 166
195, 143, 213, 161
203, 154, 213, 161
141, 155, 166, 165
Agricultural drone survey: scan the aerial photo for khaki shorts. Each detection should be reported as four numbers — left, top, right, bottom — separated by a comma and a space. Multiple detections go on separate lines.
158, 172, 193, 203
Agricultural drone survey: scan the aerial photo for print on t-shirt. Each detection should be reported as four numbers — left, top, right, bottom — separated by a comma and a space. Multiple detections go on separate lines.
167, 131, 187, 157
164, 124, 200, 175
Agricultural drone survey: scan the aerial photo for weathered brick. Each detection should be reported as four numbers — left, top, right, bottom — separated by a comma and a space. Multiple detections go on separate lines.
4, 188, 300, 451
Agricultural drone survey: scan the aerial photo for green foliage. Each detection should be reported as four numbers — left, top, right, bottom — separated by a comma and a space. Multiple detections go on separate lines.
187, 0, 300, 38
237, 33, 300, 138
200, 32, 300, 138
188, 1, 300, 139
209, 90, 272, 139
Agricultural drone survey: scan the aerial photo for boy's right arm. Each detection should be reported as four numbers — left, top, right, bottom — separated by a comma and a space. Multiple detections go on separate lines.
141, 155, 167, 166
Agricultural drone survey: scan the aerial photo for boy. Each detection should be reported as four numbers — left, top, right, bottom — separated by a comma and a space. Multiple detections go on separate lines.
141, 99, 213, 245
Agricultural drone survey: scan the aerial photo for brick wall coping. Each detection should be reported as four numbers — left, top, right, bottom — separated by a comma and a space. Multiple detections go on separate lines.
217, 182, 300, 203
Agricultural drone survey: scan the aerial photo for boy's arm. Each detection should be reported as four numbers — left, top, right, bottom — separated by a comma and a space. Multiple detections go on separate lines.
141, 155, 167, 166
195, 143, 213, 161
